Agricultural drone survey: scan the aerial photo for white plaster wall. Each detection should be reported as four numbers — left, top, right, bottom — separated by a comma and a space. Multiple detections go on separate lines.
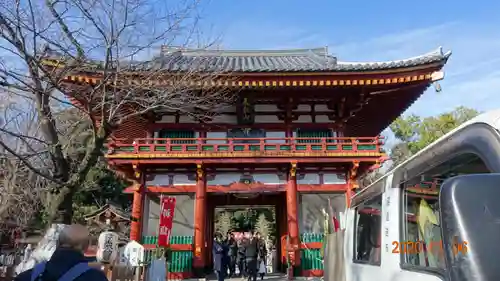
206, 173, 242, 185
147, 172, 290, 187
316, 115, 330, 122
323, 173, 347, 184
146, 174, 170, 186
254, 105, 278, 112
297, 104, 311, 111
253, 173, 285, 184
224, 105, 237, 113
146, 174, 197, 186
265, 131, 286, 143
178, 115, 197, 123
295, 115, 313, 123
157, 115, 176, 123
206, 132, 227, 144
314, 104, 332, 112
206, 173, 285, 185
254, 115, 282, 123
298, 193, 346, 234
208, 114, 237, 124
143, 194, 195, 237
297, 174, 320, 184
173, 174, 196, 185
206, 130, 287, 144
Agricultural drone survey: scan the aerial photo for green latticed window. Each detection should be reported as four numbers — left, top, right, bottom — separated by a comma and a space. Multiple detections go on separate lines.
298, 233, 325, 274
158, 130, 196, 144
142, 235, 193, 273
296, 129, 334, 143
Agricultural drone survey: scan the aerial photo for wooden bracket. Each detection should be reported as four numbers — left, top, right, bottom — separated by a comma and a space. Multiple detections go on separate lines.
196, 163, 204, 180
132, 163, 141, 180
350, 161, 360, 180
290, 162, 297, 177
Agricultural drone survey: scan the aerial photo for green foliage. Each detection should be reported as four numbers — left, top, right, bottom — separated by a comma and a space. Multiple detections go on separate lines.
389, 106, 479, 165
215, 211, 235, 236
254, 213, 270, 239
72, 162, 131, 224
215, 207, 276, 238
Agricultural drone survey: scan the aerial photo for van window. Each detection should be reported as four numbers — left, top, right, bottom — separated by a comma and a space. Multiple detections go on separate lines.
401, 153, 490, 270
353, 194, 382, 265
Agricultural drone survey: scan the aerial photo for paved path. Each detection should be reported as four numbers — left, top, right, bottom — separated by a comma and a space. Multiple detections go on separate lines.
201, 274, 322, 281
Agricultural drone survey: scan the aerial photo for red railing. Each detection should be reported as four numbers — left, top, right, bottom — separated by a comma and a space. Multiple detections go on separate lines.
106, 136, 384, 157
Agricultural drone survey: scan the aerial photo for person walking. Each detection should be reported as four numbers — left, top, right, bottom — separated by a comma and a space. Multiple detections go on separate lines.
237, 237, 247, 278
14, 224, 108, 281
256, 232, 267, 280
244, 231, 259, 281
225, 232, 237, 278
213, 232, 228, 281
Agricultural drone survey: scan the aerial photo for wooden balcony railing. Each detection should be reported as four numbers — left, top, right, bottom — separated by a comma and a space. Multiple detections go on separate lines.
106, 137, 384, 158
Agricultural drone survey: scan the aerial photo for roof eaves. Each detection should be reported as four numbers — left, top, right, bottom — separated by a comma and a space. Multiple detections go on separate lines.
336, 46, 451, 69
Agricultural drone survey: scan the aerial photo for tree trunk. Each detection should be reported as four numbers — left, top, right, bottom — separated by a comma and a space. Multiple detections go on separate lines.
45, 186, 75, 225
53, 191, 74, 224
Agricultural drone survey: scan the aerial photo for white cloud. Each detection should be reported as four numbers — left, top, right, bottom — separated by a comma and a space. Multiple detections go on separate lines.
221, 20, 500, 158
333, 22, 500, 116
222, 20, 500, 117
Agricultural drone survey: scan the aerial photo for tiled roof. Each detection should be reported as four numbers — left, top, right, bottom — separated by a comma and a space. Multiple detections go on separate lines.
129, 46, 451, 73
83, 202, 130, 221
43, 46, 451, 73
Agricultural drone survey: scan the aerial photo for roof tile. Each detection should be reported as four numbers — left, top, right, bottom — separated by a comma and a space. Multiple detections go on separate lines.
43, 46, 451, 73
131, 46, 450, 73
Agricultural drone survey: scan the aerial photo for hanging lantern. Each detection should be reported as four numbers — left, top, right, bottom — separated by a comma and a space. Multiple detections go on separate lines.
97, 231, 119, 264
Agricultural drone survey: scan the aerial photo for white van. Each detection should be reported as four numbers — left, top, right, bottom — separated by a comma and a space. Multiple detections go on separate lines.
343, 109, 500, 281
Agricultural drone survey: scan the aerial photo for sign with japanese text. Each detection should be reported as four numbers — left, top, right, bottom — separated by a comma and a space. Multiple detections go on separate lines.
97, 231, 119, 264
158, 196, 176, 247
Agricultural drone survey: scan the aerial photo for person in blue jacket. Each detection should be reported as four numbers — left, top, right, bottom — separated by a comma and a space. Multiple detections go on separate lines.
14, 224, 108, 281
212, 232, 228, 281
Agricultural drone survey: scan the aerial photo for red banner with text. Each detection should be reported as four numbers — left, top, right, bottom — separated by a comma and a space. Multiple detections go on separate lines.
158, 196, 176, 247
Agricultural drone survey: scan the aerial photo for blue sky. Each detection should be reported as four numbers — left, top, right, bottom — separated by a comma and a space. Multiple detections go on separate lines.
197, 0, 500, 119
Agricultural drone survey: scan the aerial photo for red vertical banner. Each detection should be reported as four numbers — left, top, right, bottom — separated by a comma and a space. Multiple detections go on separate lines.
158, 196, 176, 247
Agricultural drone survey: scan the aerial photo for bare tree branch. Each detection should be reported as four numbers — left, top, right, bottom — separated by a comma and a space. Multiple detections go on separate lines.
0, 0, 234, 225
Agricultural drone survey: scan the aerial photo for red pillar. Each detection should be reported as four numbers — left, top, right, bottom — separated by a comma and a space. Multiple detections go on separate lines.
193, 164, 207, 274
130, 183, 143, 241
346, 187, 352, 208
286, 163, 300, 266
346, 161, 359, 208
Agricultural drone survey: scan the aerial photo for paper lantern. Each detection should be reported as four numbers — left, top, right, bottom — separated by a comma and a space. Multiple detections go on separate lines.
123, 241, 145, 267
96, 231, 119, 264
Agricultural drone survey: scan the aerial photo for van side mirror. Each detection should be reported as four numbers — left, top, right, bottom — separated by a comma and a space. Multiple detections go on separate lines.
439, 174, 500, 281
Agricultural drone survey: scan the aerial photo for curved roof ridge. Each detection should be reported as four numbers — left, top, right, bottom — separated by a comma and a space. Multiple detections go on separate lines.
337, 46, 451, 65
161, 46, 329, 57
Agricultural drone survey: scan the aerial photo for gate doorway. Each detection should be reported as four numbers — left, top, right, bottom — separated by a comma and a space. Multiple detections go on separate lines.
206, 192, 287, 274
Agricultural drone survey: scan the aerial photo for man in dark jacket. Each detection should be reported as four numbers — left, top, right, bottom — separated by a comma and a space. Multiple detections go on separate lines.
244, 231, 259, 281
255, 232, 267, 280
225, 232, 237, 278
237, 237, 247, 278
212, 232, 228, 281
14, 224, 108, 281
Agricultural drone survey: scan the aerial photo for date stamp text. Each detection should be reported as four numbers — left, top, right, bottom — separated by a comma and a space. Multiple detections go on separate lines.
392, 239, 468, 256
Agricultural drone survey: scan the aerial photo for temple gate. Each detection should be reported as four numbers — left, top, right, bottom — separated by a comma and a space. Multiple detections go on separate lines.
51, 46, 450, 278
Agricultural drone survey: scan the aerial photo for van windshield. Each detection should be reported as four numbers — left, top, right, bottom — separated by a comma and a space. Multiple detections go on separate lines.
401, 153, 490, 269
